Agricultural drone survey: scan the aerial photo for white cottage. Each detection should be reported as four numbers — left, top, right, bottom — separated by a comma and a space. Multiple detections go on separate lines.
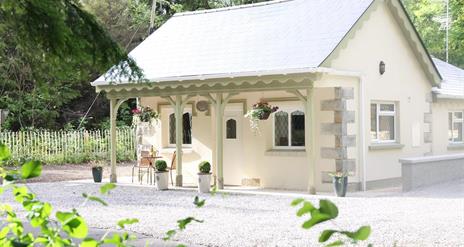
93, 0, 464, 193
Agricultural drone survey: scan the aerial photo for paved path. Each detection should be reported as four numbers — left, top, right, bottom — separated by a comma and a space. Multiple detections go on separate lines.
1, 179, 463, 247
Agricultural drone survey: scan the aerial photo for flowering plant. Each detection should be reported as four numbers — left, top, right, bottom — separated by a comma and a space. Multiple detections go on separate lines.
328, 171, 348, 178
132, 106, 160, 126
244, 101, 279, 133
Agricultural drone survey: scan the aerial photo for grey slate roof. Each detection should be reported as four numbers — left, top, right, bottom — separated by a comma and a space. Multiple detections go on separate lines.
93, 0, 374, 85
433, 58, 464, 98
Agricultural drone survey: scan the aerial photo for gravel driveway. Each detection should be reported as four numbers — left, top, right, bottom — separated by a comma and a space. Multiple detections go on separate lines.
1, 179, 463, 247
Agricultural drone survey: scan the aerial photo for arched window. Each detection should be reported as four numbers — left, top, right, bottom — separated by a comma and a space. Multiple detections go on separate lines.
169, 112, 192, 145
274, 111, 289, 146
274, 110, 305, 147
226, 119, 237, 139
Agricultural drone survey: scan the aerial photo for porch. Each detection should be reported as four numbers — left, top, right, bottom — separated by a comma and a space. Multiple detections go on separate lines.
97, 70, 362, 193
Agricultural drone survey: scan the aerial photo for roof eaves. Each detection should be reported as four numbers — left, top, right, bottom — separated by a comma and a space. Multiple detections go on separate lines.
173, 0, 293, 17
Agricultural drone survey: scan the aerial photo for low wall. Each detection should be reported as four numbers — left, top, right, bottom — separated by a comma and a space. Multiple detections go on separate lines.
399, 154, 464, 192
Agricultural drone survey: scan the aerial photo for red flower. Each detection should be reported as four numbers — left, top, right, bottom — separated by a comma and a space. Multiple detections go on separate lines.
132, 108, 142, 114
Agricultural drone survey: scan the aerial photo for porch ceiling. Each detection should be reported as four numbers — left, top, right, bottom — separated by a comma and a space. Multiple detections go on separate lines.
98, 72, 318, 99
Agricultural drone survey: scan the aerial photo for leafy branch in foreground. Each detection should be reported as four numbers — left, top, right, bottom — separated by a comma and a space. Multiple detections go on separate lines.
291, 198, 372, 247
163, 196, 206, 245
0, 143, 137, 246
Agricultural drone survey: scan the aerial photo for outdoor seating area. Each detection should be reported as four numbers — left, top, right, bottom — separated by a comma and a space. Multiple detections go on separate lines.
132, 145, 176, 187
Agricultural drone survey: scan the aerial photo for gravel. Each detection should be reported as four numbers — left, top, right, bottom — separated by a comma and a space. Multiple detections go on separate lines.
1, 179, 463, 247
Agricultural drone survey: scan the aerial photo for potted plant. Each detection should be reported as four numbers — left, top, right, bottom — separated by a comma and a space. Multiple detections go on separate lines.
329, 172, 348, 197
91, 162, 103, 183
244, 101, 278, 133
132, 106, 160, 128
197, 161, 211, 193
154, 160, 169, 190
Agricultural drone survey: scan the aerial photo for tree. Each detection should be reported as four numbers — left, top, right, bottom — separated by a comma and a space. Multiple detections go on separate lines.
403, 0, 464, 68
0, 0, 142, 130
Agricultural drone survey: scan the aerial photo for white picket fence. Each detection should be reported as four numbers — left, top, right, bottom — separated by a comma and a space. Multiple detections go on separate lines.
0, 127, 136, 164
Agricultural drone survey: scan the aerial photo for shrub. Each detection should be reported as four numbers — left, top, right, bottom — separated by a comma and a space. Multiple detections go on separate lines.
198, 161, 211, 174
155, 160, 168, 172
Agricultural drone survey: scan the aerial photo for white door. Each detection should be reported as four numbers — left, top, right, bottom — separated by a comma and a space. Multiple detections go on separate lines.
223, 106, 244, 186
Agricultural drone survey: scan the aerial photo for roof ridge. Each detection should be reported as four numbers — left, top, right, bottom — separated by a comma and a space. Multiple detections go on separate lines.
173, 0, 294, 17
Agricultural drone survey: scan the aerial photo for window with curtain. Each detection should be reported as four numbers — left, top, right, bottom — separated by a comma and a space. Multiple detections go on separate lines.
274, 110, 305, 148
169, 112, 192, 145
449, 111, 463, 143
371, 102, 396, 143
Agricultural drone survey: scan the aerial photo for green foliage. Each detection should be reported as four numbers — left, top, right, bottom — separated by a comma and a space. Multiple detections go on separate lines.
100, 183, 117, 194
291, 198, 371, 246
0, 0, 143, 131
403, 0, 464, 68
155, 159, 168, 172
198, 161, 211, 174
0, 145, 140, 246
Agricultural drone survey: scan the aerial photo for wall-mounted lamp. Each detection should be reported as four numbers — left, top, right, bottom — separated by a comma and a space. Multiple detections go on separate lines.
379, 61, 386, 75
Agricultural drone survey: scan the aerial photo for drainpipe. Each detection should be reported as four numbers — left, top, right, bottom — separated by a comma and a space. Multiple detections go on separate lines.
314, 68, 367, 191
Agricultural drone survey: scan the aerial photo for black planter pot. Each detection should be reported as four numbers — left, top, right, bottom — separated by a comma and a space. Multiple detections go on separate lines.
332, 176, 348, 197
92, 167, 103, 183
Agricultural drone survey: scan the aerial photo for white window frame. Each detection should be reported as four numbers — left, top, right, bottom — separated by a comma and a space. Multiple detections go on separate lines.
371, 102, 397, 144
167, 109, 193, 148
272, 107, 305, 150
449, 111, 464, 143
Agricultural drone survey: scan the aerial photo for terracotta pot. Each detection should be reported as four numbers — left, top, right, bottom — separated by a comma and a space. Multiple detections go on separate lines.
155, 171, 169, 190
198, 173, 211, 193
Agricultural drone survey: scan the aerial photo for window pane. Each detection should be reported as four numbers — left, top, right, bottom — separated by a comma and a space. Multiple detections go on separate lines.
454, 112, 463, 120
380, 104, 394, 112
449, 112, 453, 141
453, 122, 463, 142
379, 115, 395, 141
169, 114, 176, 144
226, 119, 237, 139
274, 111, 288, 146
183, 113, 192, 144
169, 113, 192, 144
291, 111, 305, 146
370, 104, 377, 140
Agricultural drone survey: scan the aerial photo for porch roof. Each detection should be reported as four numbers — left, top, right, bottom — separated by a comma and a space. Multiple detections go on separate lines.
93, 0, 373, 86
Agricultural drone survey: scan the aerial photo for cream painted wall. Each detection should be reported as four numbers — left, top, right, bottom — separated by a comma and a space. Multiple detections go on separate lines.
141, 89, 339, 191
327, 1, 433, 182
432, 99, 464, 154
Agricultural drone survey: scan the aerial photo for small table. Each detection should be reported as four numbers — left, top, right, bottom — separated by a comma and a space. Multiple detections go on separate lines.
139, 156, 163, 185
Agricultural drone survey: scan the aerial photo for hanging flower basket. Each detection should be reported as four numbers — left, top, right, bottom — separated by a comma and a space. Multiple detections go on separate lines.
245, 102, 278, 133
132, 106, 160, 128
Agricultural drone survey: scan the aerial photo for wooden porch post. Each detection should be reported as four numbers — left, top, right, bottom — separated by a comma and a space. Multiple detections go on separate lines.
109, 98, 128, 183
163, 95, 195, 187
174, 96, 183, 186
287, 88, 316, 194
305, 87, 317, 194
205, 92, 237, 189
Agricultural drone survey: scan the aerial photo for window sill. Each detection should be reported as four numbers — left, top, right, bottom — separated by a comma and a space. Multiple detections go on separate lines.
369, 143, 404, 151
265, 149, 306, 157
447, 143, 464, 150
160, 147, 194, 154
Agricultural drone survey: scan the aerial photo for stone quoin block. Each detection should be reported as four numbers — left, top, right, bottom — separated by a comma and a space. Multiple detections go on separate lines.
334, 111, 355, 124
321, 147, 348, 159
334, 87, 354, 100
335, 159, 356, 173
321, 99, 347, 111
321, 123, 347, 136
335, 135, 356, 147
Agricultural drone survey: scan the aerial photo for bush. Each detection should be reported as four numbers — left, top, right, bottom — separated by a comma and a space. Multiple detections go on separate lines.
198, 161, 211, 174
155, 160, 167, 172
